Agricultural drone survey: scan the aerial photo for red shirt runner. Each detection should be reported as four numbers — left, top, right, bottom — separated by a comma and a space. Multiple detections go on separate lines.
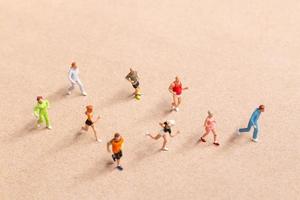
172, 82, 182, 95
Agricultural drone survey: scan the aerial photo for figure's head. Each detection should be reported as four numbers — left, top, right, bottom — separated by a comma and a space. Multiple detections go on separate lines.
86, 105, 93, 113
208, 111, 213, 117
36, 96, 43, 103
71, 62, 77, 69
114, 132, 121, 140
130, 68, 133, 72
163, 122, 169, 129
175, 76, 180, 82
259, 105, 265, 112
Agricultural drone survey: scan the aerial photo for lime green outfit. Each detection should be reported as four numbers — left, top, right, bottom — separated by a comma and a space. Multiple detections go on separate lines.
34, 100, 51, 127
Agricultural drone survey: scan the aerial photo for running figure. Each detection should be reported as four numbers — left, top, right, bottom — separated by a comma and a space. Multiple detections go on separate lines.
168, 76, 188, 112
34, 96, 52, 129
146, 120, 180, 151
107, 133, 124, 171
67, 62, 87, 96
237, 105, 265, 142
81, 105, 101, 142
199, 111, 220, 146
125, 68, 140, 96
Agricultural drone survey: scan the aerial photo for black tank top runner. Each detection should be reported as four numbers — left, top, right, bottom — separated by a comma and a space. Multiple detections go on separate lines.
163, 122, 172, 134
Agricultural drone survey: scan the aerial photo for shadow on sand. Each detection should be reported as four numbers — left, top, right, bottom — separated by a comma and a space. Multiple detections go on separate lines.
8, 87, 69, 142
74, 159, 115, 183
134, 145, 161, 163
46, 87, 69, 103
177, 133, 200, 153
102, 89, 133, 108
220, 130, 251, 152
8, 119, 46, 142
47, 130, 92, 154
140, 99, 172, 123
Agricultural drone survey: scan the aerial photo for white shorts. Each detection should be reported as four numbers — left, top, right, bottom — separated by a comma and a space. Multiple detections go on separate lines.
158, 130, 167, 136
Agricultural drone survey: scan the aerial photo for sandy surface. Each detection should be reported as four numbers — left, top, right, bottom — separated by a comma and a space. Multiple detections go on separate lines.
1, 0, 300, 199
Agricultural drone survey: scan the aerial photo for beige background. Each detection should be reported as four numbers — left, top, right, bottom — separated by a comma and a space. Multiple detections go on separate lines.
0, 0, 299, 199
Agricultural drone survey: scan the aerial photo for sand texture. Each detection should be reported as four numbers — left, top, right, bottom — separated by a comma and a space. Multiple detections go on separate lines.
0, 0, 300, 199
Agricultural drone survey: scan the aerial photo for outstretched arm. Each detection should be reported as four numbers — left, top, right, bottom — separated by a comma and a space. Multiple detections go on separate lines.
94, 116, 101, 123
120, 138, 124, 149
125, 73, 132, 82
107, 140, 112, 153
159, 122, 165, 128
170, 130, 180, 137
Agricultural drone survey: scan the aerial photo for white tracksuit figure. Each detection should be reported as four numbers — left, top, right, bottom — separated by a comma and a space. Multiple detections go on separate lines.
67, 62, 87, 96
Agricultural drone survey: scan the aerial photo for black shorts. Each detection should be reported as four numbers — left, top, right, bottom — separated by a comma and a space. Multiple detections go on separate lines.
113, 151, 123, 160
132, 81, 139, 89
85, 119, 93, 126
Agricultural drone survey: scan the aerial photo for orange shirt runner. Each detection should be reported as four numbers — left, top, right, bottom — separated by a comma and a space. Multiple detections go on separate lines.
112, 138, 124, 154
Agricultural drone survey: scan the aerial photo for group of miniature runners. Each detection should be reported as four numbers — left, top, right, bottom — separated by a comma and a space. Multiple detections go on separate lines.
33, 62, 265, 171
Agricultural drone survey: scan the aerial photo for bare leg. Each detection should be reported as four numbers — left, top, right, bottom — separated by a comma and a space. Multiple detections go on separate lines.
173, 94, 177, 106
201, 131, 210, 139
116, 159, 123, 170
148, 133, 161, 140
91, 125, 100, 141
172, 95, 178, 109
177, 96, 182, 107
199, 130, 210, 142
161, 135, 168, 150
212, 130, 219, 146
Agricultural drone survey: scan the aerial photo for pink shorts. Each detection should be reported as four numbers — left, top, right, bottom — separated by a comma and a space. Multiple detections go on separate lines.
205, 127, 215, 133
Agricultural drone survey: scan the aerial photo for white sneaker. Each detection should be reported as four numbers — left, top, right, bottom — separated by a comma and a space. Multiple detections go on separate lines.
82, 92, 87, 96
175, 107, 179, 112
252, 138, 258, 143
97, 138, 102, 142
67, 91, 71, 95
161, 147, 169, 151
47, 126, 52, 130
